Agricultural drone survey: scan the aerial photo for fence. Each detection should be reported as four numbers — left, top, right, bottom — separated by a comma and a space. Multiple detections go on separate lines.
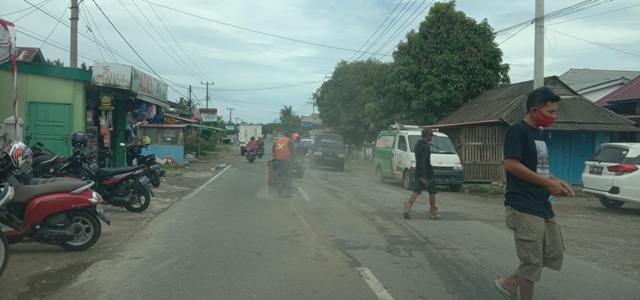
348, 142, 376, 161
443, 125, 507, 183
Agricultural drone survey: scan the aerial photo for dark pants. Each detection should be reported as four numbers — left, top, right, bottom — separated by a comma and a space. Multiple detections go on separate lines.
413, 178, 438, 195
273, 160, 292, 194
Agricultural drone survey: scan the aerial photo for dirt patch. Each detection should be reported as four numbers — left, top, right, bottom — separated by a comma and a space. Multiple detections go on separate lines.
345, 159, 640, 282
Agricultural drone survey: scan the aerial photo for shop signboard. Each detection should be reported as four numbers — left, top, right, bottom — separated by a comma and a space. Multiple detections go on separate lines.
200, 108, 218, 122
91, 61, 133, 90
132, 69, 168, 100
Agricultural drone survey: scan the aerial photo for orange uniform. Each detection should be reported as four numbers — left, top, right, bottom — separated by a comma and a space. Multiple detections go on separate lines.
273, 136, 291, 160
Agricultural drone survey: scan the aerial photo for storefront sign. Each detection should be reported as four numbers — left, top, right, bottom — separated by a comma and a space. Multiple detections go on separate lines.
226, 125, 235, 130
200, 108, 218, 122
132, 69, 168, 100
91, 61, 132, 90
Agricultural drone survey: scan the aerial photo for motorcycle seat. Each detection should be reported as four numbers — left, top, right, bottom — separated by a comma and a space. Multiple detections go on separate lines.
12, 180, 93, 204
30, 177, 75, 185
95, 166, 144, 178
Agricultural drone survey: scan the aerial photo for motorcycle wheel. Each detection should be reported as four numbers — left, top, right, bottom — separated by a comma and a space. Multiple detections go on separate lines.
61, 210, 102, 251
0, 232, 8, 277
125, 184, 151, 213
150, 173, 161, 188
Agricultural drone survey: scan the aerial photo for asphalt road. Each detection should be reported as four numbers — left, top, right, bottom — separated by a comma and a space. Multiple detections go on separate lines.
47, 152, 640, 300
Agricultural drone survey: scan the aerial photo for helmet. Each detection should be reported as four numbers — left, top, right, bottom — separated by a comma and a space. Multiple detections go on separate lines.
141, 136, 151, 145
71, 132, 88, 148
292, 133, 299, 141
1, 141, 32, 169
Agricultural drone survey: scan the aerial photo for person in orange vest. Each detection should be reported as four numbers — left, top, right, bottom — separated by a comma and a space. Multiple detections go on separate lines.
272, 132, 296, 197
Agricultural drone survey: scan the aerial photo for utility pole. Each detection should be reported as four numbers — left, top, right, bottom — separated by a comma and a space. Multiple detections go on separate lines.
201, 81, 214, 108
227, 108, 235, 122
188, 85, 192, 102
70, 0, 79, 68
234, 117, 240, 124
308, 97, 316, 115
533, 0, 544, 89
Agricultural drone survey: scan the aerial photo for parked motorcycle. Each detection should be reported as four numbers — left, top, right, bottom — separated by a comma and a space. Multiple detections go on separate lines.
246, 150, 257, 163
126, 138, 165, 187
0, 141, 110, 251
292, 159, 305, 178
0, 183, 13, 277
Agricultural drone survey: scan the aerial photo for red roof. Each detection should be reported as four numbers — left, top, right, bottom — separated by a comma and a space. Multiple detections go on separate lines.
597, 75, 640, 106
16, 47, 45, 63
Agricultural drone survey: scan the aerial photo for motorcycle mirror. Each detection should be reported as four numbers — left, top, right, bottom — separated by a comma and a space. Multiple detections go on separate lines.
119, 143, 126, 147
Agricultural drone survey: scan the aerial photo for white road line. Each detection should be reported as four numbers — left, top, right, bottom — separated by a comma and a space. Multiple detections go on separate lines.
297, 187, 312, 202
357, 267, 394, 300
184, 165, 231, 200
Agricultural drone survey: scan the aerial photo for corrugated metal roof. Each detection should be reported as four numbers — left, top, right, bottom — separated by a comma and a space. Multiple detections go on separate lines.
16, 47, 45, 63
597, 75, 640, 106
559, 69, 640, 92
437, 76, 638, 132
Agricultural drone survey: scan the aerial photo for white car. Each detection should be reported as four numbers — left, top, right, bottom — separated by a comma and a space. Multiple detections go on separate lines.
582, 143, 640, 208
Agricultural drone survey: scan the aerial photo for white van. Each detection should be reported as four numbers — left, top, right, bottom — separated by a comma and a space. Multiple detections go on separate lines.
374, 125, 464, 192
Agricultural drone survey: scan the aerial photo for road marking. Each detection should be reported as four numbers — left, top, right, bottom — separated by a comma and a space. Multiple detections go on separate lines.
357, 267, 394, 300
184, 164, 231, 200
297, 187, 312, 202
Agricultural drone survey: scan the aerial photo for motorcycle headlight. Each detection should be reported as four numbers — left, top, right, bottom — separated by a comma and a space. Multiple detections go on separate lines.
89, 191, 103, 203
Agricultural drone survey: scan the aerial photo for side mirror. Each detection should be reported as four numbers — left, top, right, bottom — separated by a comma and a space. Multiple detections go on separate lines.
119, 143, 126, 147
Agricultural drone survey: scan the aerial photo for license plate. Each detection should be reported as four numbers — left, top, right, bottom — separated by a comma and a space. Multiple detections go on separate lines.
89, 162, 98, 171
589, 166, 603, 175
436, 178, 453, 184
149, 164, 160, 171
139, 176, 150, 185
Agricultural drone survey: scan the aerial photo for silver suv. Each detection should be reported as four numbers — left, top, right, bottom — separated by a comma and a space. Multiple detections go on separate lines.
582, 143, 640, 208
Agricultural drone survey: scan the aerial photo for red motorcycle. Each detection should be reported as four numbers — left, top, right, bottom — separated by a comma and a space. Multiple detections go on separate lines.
0, 182, 14, 277
0, 141, 110, 251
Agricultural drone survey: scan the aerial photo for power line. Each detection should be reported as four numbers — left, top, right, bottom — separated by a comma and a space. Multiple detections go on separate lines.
347, 0, 403, 62
146, 1, 211, 80
91, 0, 187, 98
354, 0, 414, 61
547, 28, 640, 58
78, 2, 106, 61
1, 0, 49, 17
142, 0, 391, 57
372, 0, 434, 59
381, 1, 434, 58
498, 23, 531, 45
118, 0, 202, 80
547, 3, 640, 26
212, 80, 323, 92
82, 1, 118, 62
40, 1, 70, 49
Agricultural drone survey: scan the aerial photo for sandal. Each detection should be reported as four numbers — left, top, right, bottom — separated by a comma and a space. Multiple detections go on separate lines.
494, 279, 517, 300
429, 208, 441, 220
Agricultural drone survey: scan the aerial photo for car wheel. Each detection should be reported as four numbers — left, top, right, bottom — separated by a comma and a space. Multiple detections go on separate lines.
402, 170, 413, 190
598, 197, 625, 209
450, 185, 462, 192
376, 166, 385, 183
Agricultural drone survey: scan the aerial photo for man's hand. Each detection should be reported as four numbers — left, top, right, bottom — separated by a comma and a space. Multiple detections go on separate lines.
545, 179, 575, 197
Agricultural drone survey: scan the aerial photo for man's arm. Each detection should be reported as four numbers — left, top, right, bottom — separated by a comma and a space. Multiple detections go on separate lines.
505, 158, 572, 196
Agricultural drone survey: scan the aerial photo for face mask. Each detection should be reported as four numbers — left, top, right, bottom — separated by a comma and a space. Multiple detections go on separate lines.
532, 108, 556, 127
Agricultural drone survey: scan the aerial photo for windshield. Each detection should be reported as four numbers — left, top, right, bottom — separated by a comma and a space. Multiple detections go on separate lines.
301, 140, 314, 148
408, 135, 456, 154
315, 135, 344, 146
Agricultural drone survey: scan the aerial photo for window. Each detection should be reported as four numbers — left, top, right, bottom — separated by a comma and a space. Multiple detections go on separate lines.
376, 135, 395, 148
588, 147, 628, 164
397, 136, 407, 151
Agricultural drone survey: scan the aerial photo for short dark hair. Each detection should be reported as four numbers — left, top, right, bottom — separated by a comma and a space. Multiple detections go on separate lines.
526, 87, 561, 111
422, 128, 433, 138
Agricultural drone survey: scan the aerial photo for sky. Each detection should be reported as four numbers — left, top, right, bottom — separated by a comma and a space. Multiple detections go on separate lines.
3, 0, 640, 124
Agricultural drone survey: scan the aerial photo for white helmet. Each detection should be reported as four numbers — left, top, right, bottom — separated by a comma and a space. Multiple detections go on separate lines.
2, 141, 33, 169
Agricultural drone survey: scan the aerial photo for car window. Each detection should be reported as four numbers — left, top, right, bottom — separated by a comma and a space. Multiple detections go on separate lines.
588, 147, 628, 163
623, 154, 640, 165
397, 136, 407, 151
408, 135, 456, 154
315, 135, 343, 146
376, 135, 394, 148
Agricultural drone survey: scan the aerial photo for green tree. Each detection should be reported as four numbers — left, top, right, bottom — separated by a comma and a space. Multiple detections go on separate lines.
377, 1, 510, 125
45, 59, 65, 67
279, 105, 302, 134
177, 97, 197, 115
80, 62, 93, 71
314, 59, 389, 143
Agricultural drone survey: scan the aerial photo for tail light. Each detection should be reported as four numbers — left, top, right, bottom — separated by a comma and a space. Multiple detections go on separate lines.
55, 157, 65, 163
607, 164, 638, 175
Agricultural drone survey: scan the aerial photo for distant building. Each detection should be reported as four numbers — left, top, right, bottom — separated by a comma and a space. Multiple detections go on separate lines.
559, 68, 640, 102
15, 47, 45, 64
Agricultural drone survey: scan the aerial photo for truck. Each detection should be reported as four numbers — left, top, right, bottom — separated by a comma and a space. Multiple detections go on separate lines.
237, 124, 263, 155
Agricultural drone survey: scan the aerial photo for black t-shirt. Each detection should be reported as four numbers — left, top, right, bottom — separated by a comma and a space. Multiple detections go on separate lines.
414, 139, 434, 179
504, 120, 554, 220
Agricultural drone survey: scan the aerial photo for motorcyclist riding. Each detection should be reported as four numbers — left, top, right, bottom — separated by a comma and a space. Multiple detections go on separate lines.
246, 137, 259, 153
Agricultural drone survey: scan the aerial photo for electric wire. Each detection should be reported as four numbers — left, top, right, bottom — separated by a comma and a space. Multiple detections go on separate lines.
82, 1, 118, 62
145, 1, 211, 80
354, 0, 413, 61
498, 23, 530, 45
142, 0, 391, 57
11, 0, 51, 22
547, 28, 640, 58
211, 81, 323, 92
1, 0, 49, 17
40, 1, 70, 49
347, 0, 403, 62
79, 2, 106, 61
381, 0, 434, 58
547, 3, 640, 26
372, 0, 433, 59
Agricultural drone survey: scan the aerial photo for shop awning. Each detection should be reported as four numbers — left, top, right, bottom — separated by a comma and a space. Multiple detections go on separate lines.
140, 123, 188, 128
165, 114, 197, 123
192, 124, 225, 131
137, 95, 170, 109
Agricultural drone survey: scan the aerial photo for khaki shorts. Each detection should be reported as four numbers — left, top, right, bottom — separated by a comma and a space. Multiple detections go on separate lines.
505, 206, 565, 282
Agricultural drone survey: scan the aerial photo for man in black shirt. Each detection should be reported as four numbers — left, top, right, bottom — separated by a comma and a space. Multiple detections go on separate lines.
403, 128, 440, 220
494, 87, 575, 300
